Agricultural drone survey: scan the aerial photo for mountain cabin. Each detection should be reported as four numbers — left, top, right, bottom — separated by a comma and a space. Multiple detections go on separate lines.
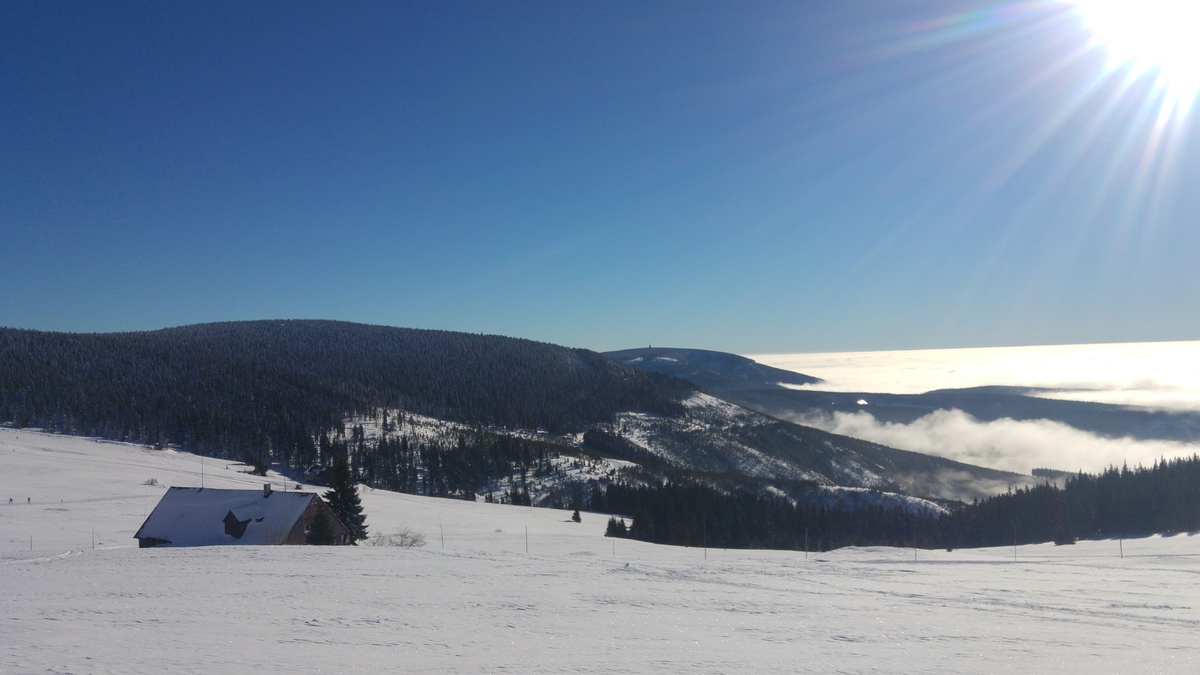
134, 484, 351, 547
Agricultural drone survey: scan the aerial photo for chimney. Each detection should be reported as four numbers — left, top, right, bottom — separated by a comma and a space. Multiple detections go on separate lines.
263, 483, 272, 498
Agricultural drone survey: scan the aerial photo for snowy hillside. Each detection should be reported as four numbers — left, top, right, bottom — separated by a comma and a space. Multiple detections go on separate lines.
334, 398, 953, 515
3, 427, 1199, 673
613, 394, 837, 483
597, 393, 1028, 502
333, 408, 620, 509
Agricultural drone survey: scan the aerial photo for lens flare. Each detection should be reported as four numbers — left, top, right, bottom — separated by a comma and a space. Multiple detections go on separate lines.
1074, 0, 1200, 113
880, 0, 1198, 241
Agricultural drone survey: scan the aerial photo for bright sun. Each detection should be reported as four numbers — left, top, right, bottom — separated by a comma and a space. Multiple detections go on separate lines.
1073, 0, 1200, 106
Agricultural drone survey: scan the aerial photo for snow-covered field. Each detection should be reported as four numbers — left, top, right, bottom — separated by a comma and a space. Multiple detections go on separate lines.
3, 427, 1199, 673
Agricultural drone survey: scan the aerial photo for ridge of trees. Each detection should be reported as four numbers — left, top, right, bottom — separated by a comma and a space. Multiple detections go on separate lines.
0, 320, 692, 468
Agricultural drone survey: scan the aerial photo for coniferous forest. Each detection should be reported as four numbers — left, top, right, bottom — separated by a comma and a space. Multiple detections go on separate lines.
940, 456, 1200, 547
593, 456, 1200, 551
0, 321, 691, 470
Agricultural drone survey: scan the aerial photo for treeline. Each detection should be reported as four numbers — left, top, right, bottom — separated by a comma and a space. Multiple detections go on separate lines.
592, 481, 935, 551
0, 321, 691, 467
942, 456, 1200, 547
595, 456, 1200, 551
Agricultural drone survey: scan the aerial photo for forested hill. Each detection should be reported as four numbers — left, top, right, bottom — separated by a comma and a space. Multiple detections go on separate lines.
605, 347, 822, 392
0, 321, 693, 460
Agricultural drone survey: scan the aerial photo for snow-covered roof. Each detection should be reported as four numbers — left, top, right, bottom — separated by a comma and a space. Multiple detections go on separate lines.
135, 487, 318, 546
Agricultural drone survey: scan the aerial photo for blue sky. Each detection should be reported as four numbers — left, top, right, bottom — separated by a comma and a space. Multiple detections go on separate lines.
2, 1, 1197, 353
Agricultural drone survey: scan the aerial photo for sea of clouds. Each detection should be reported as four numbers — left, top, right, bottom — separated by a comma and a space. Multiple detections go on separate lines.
752, 341, 1200, 475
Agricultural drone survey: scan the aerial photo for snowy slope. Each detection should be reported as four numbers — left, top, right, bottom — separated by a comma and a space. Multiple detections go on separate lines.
602, 393, 1028, 502
3, 427, 1199, 673
613, 394, 834, 482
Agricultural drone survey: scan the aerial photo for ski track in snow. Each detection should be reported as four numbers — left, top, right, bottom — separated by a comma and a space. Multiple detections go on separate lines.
2, 426, 1199, 672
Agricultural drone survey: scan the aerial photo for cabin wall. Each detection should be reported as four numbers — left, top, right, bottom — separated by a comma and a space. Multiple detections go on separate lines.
286, 496, 352, 545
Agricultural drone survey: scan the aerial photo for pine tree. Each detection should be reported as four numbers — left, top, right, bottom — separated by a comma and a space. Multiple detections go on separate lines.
605, 517, 627, 537
324, 456, 368, 542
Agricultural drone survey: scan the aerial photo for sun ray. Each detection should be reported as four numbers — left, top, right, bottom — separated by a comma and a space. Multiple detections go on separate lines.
888, 0, 1198, 222
854, 1, 1200, 337
1073, 0, 1200, 118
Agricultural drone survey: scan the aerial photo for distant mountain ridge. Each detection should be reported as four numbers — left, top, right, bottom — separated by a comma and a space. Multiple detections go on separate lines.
605, 347, 822, 392
721, 382, 1200, 444
610, 346, 1200, 465
0, 320, 691, 461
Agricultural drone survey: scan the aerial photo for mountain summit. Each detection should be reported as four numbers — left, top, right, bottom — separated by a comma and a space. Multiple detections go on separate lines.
605, 347, 821, 392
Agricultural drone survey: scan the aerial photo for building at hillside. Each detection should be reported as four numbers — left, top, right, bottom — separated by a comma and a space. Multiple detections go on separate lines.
134, 484, 351, 547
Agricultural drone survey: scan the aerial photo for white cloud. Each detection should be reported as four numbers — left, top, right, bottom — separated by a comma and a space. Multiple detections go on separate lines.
792, 408, 1200, 475
753, 341, 1200, 411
